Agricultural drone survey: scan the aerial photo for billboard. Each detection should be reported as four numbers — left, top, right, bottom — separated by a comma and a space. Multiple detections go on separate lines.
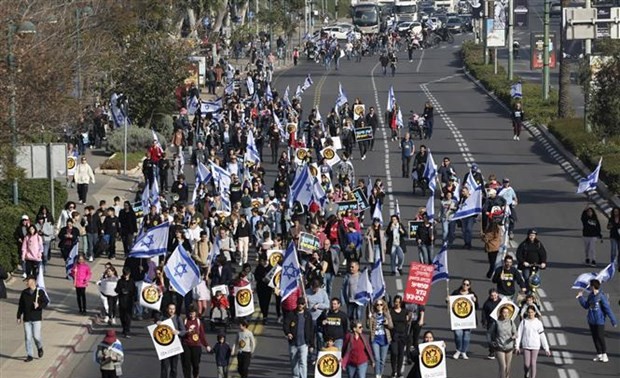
530, 32, 557, 69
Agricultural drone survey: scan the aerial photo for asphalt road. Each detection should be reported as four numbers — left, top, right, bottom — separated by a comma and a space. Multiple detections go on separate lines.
66, 33, 618, 378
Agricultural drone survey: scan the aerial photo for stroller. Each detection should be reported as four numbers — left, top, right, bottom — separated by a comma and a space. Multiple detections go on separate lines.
209, 291, 232, 332
408, 112, 427, 140
411, 160, 429, 196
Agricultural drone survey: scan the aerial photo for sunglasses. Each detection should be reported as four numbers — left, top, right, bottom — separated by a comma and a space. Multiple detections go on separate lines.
463, 283, 470, 286
376, 303, 384, 306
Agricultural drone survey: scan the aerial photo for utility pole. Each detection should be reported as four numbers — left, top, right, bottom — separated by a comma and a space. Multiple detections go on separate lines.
484, 0, 490, 64
508, 0, 514, 80
542, 0, 550, 100
584, 0, 592, 132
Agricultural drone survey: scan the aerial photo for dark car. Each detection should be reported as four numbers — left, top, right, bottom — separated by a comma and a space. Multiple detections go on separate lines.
446, 17, 463, 33
459, 14, 473, 32
550, 2, 562, 17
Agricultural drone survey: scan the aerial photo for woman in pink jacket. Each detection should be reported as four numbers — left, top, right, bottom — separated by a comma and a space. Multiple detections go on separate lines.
22, 225, 43, 277
72, 253, 92, 314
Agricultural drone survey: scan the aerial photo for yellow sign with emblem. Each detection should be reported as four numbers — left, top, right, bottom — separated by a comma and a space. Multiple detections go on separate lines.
139, 282, 163, 311
147, 318, 184, 360
234, 284, 255, 317
448, 294, 477, 330
315, 351, 341, 378
419, 341, 447, 378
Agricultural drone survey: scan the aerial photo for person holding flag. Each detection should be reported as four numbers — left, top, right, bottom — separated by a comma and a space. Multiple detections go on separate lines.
576, 279, 617, 363
17, 275, 49, 362
94, 329, 124, 378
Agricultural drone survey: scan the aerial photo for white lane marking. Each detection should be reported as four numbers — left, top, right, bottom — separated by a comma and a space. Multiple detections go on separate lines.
552, 351, 564, 365
538, 288, 547, 298
416, 50, 425, 73
556, 333, 567, 346
561, 351, 574, 364
542, 316, 551, 328
558, 369, 568, 378
543, 301, 554, 311
547, 332, 557, 346
370, 62, 395, 213
396, 279, 403, 291
550, 315, 561, 328
567, 369, 579, 378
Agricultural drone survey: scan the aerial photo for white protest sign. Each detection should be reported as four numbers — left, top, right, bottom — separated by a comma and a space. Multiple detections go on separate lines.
490, 296, 519, 321
315, 350, 342, 378
139, 281, 163, 311
419, 341, 447, 378
147, 318, 184, 360
448, 294, 477, 330
234, 284, 255, 317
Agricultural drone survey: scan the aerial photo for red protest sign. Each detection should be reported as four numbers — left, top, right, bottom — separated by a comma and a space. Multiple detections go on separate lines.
404, 262, 434, 305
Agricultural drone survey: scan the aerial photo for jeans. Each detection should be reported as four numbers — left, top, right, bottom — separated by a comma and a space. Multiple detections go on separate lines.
391, 245, 404, 273
24, 321, 43, 357
217, 365, 229, 378
42, 241, 51, 265
347, 302, 363, 322
324, 272, 334, 298
346, 361, 368, 378
288, 344, 309, 378
454, 329, 471, 353
418, 244, 433, 264
87, 232, 97, 259
425, 118, 434, 139
372, 343, 389, 375
611, 238, 619, 264
160, 354, 179, 378
373, 245, 381, 263
443, 220, 456, 245
461, 217, 475, 246
402, 156, 411, 177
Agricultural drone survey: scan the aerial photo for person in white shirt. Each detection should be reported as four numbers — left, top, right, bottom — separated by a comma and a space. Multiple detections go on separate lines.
515, 305, 551, 378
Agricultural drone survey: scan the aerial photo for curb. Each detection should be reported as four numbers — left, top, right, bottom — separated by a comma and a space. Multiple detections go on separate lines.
42, 320, 93, 378
461, 65, 620, 215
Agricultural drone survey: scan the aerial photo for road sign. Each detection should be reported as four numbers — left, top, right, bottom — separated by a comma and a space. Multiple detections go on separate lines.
564, 6, 620, 39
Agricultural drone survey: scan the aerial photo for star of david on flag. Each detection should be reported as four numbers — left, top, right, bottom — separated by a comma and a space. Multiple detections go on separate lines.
129, 221, 170, 258
577, 158, 602, 194
431, 243, 449, 284
164, 244, 201, 297
279, 241, 301, 301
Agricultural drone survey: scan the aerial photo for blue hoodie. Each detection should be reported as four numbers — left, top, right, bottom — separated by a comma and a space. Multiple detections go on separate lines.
578, 291, 617, 326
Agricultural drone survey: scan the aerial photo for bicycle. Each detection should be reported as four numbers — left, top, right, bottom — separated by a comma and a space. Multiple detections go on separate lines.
523, 263, 545, 312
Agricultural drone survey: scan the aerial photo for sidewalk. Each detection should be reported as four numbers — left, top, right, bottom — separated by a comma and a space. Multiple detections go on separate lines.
0, 148, 141, 378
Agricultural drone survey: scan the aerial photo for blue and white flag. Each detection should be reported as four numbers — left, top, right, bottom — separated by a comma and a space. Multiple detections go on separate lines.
372, 200, 383, 224
596, 261, 616, 283
571, 262, 615, 290
265, 83, 273, 102
152, 129, 163, 150
279, 241, 301, 301
395, 199, 401, 217
510, 82, 523, 99
186, 95, 199, 115
65, 243, 79, 281
423, 149, 438, 193
225, 80, 234, 96
245, 129, 261, 164
221, 192, 232, 212
354, 268, 373, 306
312, 176, 327, 206
110, 93, 129, 128
370, 259, 386, 301
366, 176, 373, 199
93, 339, 124, 364
273, 111, 288, 140
335, 82, 348, 108
465, 169, 479, 191
201, 98, 223, 114
150, 178, 160, 212
36, 264, 50, 304
210, 162, 232, 191
289, 165, 314, 207
427, 18, 435, 29
141, 182, 150, 211
295, 85, 303, 98
164, 245, 201, 297
301, 74, 314, 92
396, 107, 404, 128
572, 272, 596, 290
387, 86, 396, 111
246, 76, 255, 95
196, 161, 213, 184
431, 243, 449, 284
577, 158, 602, 194
451, 184, 482, 221
129, 222, 170, 258
425, 195, 435, 221
282, 85, 291, 107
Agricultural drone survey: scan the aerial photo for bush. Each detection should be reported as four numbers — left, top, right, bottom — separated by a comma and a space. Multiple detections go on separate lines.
152, 113, 174, 142
106, 126, 166, 154
0, 179, 68, 272
100, 152, 145, 171
548, 118, 620, 194
461, 41, 558, 125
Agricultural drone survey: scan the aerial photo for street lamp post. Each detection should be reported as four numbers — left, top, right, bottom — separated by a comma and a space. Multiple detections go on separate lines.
75, 6, 93, 106
542, 0, 550, 100
7, 20, 37, 205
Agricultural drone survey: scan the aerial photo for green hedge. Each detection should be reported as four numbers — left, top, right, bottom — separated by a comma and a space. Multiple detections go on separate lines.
461, 41, 559, 125
548, 118, 620, 194
106, 126, 165, 154
0, 179, 68, 272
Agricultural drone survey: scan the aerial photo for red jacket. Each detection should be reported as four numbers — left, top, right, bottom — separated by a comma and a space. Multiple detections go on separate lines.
281, 286, 302, 312
342, 332, 375, 368
149, 145, 163, 163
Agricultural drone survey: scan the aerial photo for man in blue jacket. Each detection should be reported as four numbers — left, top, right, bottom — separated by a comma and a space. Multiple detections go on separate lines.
577, 279, 617, 363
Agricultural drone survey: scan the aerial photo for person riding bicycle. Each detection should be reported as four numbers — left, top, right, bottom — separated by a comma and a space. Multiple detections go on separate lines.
516, 229, 547, 284
492, 255, 527, 299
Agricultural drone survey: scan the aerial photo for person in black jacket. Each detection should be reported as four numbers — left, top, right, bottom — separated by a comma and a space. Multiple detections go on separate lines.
422, 101, 434, 139
102, 207, 120, 259
118, 201, 138, 257
254, 255, 273, 324
171, 174, 189, 203
516, 229, 548, 282
317, 298, 349, 350
17, 276, 49, 361
115, 267, 136, 338
416, 214, 434, 264
283, 298, 315, 378
581, 207, 603, 267
210, 255, 233, 287
492, 255, 526, 298
58, 219, 80, 261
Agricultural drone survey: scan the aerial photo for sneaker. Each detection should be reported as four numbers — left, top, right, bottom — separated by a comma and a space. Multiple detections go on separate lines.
461, 353, 469, 360
516, 136, 520, 140
593, 354, 602, 361
37, 348, 44, 358
88, 256, 94, 262
394, 270, 400, 276
111, 318, 117, 325
586, 258, 591, 265
103, 316, 110, 323
600, 353, 609, 362
591, 260, 596, 267
22, 273, 27, 279
277, 316, 283, 324
453, 351, 461, 359
512, 135, 517, 140
487, 353, 496, 360
24, 356, 33, 362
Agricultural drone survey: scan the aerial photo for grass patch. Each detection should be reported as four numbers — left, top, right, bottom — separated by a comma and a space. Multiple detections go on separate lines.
100, 152, 145, 171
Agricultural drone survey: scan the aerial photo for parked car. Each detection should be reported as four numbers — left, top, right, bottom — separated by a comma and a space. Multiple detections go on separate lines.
550, 2, 562, 17
321, 24, 361, 40
446, 17, 463, 33
397, 21, 423, 36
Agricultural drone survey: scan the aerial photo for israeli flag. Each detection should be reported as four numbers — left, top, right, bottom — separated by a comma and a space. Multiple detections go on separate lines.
65, 243, 79, 281
129, 222, 170, 258
196, 161, 213, 184
312, 176, 327, 206
282, 85, 291, 107
465, 169, 479, 191
225, 80, 234, 96
289, 165, 314, 207
572, 272, 596, 290
451, 184, 482, 221
221, 191, 232, 212
279, 241, 301, 301
425, 194, 435, 221
571, 262, 616, 289
141, 182, 150, 211
431, 243, 449, 284
335, 82, 348, 108
150, 178, 161, 212
186, 95, 199, 115
265, 83, 273, 102
247, 76, 255, 95
201, 98, 223, 114
373, 200, 383, 224
510, 82, 523, 99
370, 259, 386, 301
210, 162, 232, 191
152, 130, 163, 150
273, 111, 288, 140
596, 261, 616, 282
301, 74, 313, 91
395, 199, 401, 217
387, 86, 396, 111
354, 268, 373, 306
295, 85, 303, 98
423, 149, 438, 193
110, 93, 129, 128
36, 265, 51, 304
164, 245, 201, 297
577, 158, 602, 194
367, 176, 373, 199
396, 107, 404, 129
245, 129, 261, 164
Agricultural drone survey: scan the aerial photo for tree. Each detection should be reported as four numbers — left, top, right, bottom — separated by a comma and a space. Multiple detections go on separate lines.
588, 55, 620, 139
